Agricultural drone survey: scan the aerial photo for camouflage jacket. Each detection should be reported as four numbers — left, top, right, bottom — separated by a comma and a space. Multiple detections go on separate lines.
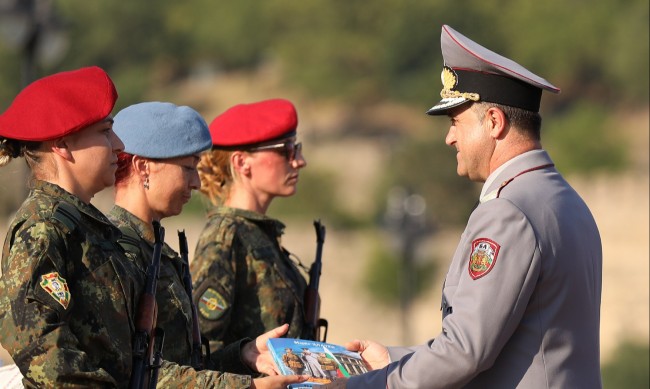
108, 206, 255, 376
317, 356, 337, 371
0, 181, 251, 388
191, 206, 308, 351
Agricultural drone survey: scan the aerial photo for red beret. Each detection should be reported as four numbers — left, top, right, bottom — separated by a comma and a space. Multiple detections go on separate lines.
209, 98, 297, 147
0, 66, 117, 141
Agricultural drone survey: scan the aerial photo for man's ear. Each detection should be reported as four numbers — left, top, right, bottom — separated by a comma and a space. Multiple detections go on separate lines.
485, 107, 508, 140
51, 138, 73, 161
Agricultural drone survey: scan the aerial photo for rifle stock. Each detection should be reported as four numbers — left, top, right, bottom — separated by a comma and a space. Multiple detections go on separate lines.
178, 229, 210, 370
130, 220, 165, 389
304, 220, 328, 342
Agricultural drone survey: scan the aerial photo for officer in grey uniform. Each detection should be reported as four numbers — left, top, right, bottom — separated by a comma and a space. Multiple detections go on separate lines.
328, 24, 602, 389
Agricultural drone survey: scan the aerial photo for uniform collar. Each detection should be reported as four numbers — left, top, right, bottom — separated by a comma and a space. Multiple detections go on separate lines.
35, 180, 116, 228
109, 205, 177, 258
479, 149, 553, 203
210, 206, 286, 235
110, 205, 155, 242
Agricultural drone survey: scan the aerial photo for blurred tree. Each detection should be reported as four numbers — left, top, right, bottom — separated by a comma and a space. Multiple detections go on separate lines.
543, 102, 627, 175
1, 0, 647, 110
268, 167, 366, 229
0, 0, 645, 207
0, 43, 21, 107
362, 233, 437, 307
375, 131, 479, 228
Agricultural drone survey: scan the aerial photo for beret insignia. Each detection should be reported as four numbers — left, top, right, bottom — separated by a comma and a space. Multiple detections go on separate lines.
468, 238, 500, 280
198, 287, 227, 320
40, 272, 71, 309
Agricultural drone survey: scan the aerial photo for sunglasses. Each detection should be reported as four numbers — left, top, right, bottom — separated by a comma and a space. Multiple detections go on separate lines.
248, 141, 302, 161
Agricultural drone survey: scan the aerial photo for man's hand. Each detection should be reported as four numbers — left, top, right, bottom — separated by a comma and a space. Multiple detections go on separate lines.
242, 323, 290, 376
251, 375, 309, 389
345, 339, 390, 370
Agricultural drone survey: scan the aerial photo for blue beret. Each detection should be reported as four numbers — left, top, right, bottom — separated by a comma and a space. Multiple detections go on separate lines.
113, 102, 212, 158
427, 25, 560, 115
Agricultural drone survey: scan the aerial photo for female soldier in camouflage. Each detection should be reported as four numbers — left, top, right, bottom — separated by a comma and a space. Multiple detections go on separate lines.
108, 101, 304, 388
0, 69, 304, 388
191, 99, 309, 351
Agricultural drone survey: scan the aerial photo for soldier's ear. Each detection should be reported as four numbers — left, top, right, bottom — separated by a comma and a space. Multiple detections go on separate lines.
231, 151, 251, 177
132, 155, 150, 184
51, 137, 73, 161
485, 107, 508, 140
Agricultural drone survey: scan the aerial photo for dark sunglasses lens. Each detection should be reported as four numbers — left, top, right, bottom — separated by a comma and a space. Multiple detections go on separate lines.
286, 142, 301, 160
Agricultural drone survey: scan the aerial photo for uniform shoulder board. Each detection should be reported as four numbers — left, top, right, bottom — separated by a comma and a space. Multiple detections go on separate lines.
52, 202, 81, 235
117, 225, 143, 254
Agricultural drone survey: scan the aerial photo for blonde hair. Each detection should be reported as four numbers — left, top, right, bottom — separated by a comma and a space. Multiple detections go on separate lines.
198, 149, 235, 206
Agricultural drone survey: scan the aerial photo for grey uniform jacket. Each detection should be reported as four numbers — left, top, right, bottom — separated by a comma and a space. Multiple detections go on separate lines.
348, 150, 602, 388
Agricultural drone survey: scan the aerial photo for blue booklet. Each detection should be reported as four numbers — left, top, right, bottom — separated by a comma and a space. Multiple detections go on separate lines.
267, 338, 369, 388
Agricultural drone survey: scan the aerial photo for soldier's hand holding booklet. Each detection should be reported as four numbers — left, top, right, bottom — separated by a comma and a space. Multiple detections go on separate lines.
266, 338, 369, 388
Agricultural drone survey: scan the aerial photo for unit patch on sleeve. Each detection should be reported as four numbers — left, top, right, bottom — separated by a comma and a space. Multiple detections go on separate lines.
40, 272, 71, 309
468, 238, 501, 280
198, 287, 228, 320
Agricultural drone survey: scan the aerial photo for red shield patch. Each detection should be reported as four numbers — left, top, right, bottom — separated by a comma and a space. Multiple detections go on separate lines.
468, 238, 500, 280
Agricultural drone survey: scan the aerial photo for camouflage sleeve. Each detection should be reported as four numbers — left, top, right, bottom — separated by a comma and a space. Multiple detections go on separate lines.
156, 360, 252, 388
191, 221, 238, 352
208, 338, 256, 375
0, 221, 117, 387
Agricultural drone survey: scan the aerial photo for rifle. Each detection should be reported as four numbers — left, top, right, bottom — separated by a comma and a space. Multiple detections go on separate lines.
178, 229, 211, 370
130, 220, 165, 389
303, 220, 328, 342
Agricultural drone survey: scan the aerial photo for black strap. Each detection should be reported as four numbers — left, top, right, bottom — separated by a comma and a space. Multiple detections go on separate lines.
117, 225, 143, 254
52, 202, 81, 235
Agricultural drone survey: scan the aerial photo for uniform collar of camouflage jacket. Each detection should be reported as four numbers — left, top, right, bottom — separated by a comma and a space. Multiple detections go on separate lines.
34, 180, 119, 235
108, 205, 178, 258
210, 206, 286, 236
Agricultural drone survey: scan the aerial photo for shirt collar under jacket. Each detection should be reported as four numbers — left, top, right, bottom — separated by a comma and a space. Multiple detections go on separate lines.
210, 205, 286, 236
479, 149, 546, 203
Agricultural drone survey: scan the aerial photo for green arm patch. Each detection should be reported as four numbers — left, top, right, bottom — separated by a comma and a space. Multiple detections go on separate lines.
198, 287, 228, 320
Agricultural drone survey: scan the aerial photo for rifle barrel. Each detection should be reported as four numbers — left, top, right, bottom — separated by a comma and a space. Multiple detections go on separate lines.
129, 220, 165, 389
178, 229, 205, 371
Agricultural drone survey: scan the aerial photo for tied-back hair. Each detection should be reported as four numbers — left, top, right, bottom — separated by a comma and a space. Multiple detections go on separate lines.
0, 137, 44, 171
198, 149, 234, 206
472, 101, 542, 140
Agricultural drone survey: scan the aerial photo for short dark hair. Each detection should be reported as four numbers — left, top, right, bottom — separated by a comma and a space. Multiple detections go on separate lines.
473, 102, 542, 140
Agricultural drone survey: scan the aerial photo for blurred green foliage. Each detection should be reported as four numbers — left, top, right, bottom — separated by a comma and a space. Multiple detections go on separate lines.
544, 102, 627, 175
268, 167, 368, 229
362, 234, 438, 305
0, 0, 646, 223
1, 0, 647, 108
375, 131, 479, 227
601, 341, 649, 388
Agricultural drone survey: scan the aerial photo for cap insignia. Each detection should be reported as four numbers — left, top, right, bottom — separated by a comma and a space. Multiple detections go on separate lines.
40, 272, 71, 309
440, 66, 480, 102
468, 238, 500, 280
198, 287, 228, 320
